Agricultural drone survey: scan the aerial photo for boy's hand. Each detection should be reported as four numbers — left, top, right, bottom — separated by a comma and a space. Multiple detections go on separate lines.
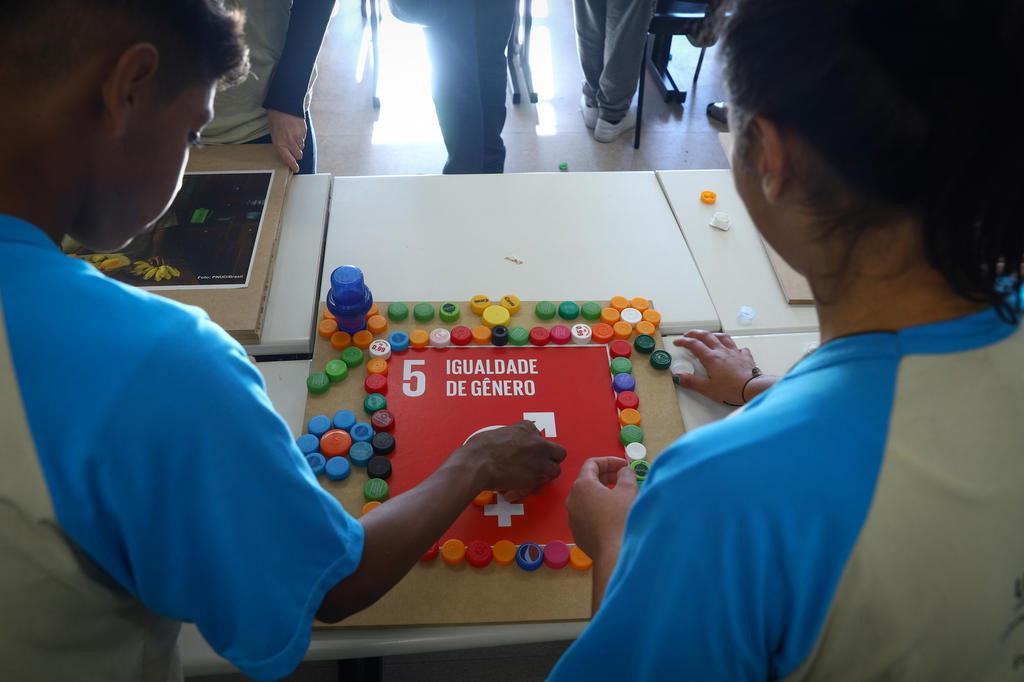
267, 108, 306, 173
456, 420, 566, 497
673, 330, 776, 404
566, 457, 637, 560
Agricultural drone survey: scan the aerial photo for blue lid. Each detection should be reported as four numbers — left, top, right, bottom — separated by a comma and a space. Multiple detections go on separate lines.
389, 331, 410, 353
296, 434, 320, 455
307, 414, 332, 437
325, 456, 351, 481
333, 409, 357, 431
326, 265, 373, 319
612, 373, 637, 393
305, 453, 326, 476
350, 422, 375, 443
330, 265, 365, 292
516, 542, 544, 571
350, 441, 374, 466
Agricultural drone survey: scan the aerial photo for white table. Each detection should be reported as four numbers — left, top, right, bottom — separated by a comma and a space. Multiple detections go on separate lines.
242, 174, 332, 358
323, 172, 718, 334
663, 331, 821, 433
656, 170, 819, 335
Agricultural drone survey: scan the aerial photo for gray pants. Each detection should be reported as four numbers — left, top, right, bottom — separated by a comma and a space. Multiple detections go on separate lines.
574, 0, 656, 120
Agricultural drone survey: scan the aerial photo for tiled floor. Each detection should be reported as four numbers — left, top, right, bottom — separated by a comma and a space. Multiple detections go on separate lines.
311, 0, 730, 177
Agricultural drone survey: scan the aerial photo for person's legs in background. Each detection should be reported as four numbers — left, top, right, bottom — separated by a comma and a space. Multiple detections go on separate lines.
573, 0, 607, 129
590, 0, 656, 142
476, 0, 516, 174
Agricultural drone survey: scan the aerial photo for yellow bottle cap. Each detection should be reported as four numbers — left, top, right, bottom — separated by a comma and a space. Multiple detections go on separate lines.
482, 304, 511, 328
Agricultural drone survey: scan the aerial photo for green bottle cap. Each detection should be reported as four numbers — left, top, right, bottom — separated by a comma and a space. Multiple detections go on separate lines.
363, 393, 387, 414
509, 326, 530, 346
620, 425, 644, 446
325, 359, 349, 383
341, 347, 364, 368
439, 302, 461, 323
387, 302, 409, 321
650, 350, 672, 370
306, 372, 330, 394
364, 478, 390, 502
413, 303, 435, 323
535, 301, 556, 320
610, 357, 633, 375
581, 302, 602, 321
634, 334, 656, 354
558, 301, 580, 321
629, 459, 650, 479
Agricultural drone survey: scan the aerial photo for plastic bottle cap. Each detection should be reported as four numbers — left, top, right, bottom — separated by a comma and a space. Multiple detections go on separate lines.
371, 431, 396, 455
499, 295, 522, 315
421, 542, 439, 562
450, 326, 473, 346
509, 326, 530, 346
737, 305, 757, 326
630, 297, 651, 312
306, 372, 330, 394
439, 302, 461, 323
529, 326, 550, 346
581, 302, 602, 321
320, 429, 353, 457
318, 318, 338, 338
600, 307, 621, 325
353, 330, 374, 349
650, 350, 673, 370
362, 501, 382, 515
370, 409, 395, 432
534, 301, 556, 320
333, 410, 357, 431
625, 442, 648, 462
543, 541, 571, 570
341, 347, 365, 367
642, 309, 662, 327
389, 331, 410, 353
367, 455, 392, 480
441, 539, 466, 565
616, 391, 640, 410
493, 540, 517, 566
571, 324, 593, 344
472, 490, 497, 507
709, 211, 731, 231
409, 330, 430, 348
307, 415, 331, 437
325, 456, 351, 481
618, 408, 642, 427
549, 325, 572, 345
369, 339, 392, 360
671, 360, 695, 376
429, 328, 452, 348
364, 478, 390, 502
634, 334, 656, 354
620, 424, 644, 445
635, 321, 656, 337
323, 308, 335, 320
365, 303, 379, 319
591, 323, 614, 344
629, 458, 650, 479
296, 434, 320, 454
482, 305, 511, 329
466, 540, 494, 568
350, 422, 375, 443
700, 190, 717, 204
349, 441, 374, 466
492, 325, 510, 346
331, 266, 368, 301
610, 296, 629, 311
363, 393, 387, 414
306, 453, 327, 476
609, 340, 632, 359
610, 357, 633, 375
570, 546, 593, 571
364, 373, 388, 395
613, 321, 633, 340
515, 542, 544, 571
325, 359, 348, 383
620, 308, 643, 325
557, 301, 580, 321
367, 315, 388, 335
472, 325, 492, 344
366, 358, 389, 376
613, 373, 637, 393
469, 295, 491, 316
330, 331, 352, 350
413, 303, 436, 323
387, 302, 409, 321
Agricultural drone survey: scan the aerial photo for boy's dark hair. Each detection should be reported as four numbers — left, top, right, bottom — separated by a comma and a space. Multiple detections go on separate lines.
720, 0, 1023, 322
0, 0, 249, 93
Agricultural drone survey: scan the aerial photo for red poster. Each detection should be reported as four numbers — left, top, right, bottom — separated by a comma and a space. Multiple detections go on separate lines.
385, 344, 622, 545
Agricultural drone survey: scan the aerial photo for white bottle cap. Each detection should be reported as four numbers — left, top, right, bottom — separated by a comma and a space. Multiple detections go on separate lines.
737, 305, 757, 326
571, 324, 593, 344
429, 328, 451, 348
620, 308, 643, 325
709, 212, 731, 231
369, 340, 392, 360
625, 442, 648, 462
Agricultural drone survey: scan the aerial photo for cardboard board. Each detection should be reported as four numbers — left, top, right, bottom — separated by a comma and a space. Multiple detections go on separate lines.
762, 239, 815, 304
303, 301, 686, 627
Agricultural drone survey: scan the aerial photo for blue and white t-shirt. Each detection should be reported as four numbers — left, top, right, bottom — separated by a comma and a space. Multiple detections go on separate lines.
553, 294, 1023, 680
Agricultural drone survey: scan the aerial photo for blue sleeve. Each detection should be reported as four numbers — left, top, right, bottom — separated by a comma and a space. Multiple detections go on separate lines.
53, 313, 363, 681
263, 0, 335, 116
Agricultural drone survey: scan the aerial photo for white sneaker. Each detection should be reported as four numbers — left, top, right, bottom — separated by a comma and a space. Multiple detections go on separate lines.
593, 109, 637, 143
581, 96, 598, 129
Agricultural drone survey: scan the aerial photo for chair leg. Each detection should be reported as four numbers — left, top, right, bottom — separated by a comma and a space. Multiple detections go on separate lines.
634, 35, 649, 150
692, 47, 706, 85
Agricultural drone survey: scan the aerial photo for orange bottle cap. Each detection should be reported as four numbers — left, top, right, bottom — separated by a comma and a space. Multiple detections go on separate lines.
330, 331, 352, 350
366, 315, 388, 335
613, 321, 633, 340
409, 330, 430, 348
320, 429, 352, 457
471, 325, 492, 344
472, 491, 496, 507
362, 501, 381, 515
569, 546, 593, 571
635, 321, 656, 336
353, 330, 374, 349
493, 540, 517, 566
700, 190, 717, 204
591, 323, 614, 344
366, 358, 389, 375
642, 309, 662, 327
323, 308, 336, 320
610, 296, 629, 311
618, 408, 642, 427
364, 303, 379, 319
441, 539, 466, 565
630, 297, 651, 312
600, 307, 621, 325
317, 318, 338, 338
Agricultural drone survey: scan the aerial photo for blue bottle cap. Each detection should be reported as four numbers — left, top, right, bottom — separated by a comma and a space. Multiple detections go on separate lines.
296, 434, 320, 455
330, 264, 364, 292
307, 415, 332, 437
516, 542, 544, 571
325, 456, 351, 481
350, 422, 375, 443
350, 441, 374, 466
326, 265, 374, 320
612, 373, 637, 393
333, 409, 357, 431
389, 331, 410, 353
305, 453, 326, 476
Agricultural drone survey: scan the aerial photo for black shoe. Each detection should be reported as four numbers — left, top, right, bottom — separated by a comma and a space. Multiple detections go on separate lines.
706, 101, 728, 126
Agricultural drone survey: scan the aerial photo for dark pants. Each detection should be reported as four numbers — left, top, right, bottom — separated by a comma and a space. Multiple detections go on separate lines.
246, 110, 317, 175
424, 0, 517, 174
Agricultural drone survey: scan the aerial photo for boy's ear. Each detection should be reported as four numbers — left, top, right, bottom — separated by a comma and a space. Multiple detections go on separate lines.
101, 43, 160, 138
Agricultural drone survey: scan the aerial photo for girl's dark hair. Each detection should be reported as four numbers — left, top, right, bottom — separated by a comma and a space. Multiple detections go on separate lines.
1, 0, 249, 92
720, 0, 1023, 322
